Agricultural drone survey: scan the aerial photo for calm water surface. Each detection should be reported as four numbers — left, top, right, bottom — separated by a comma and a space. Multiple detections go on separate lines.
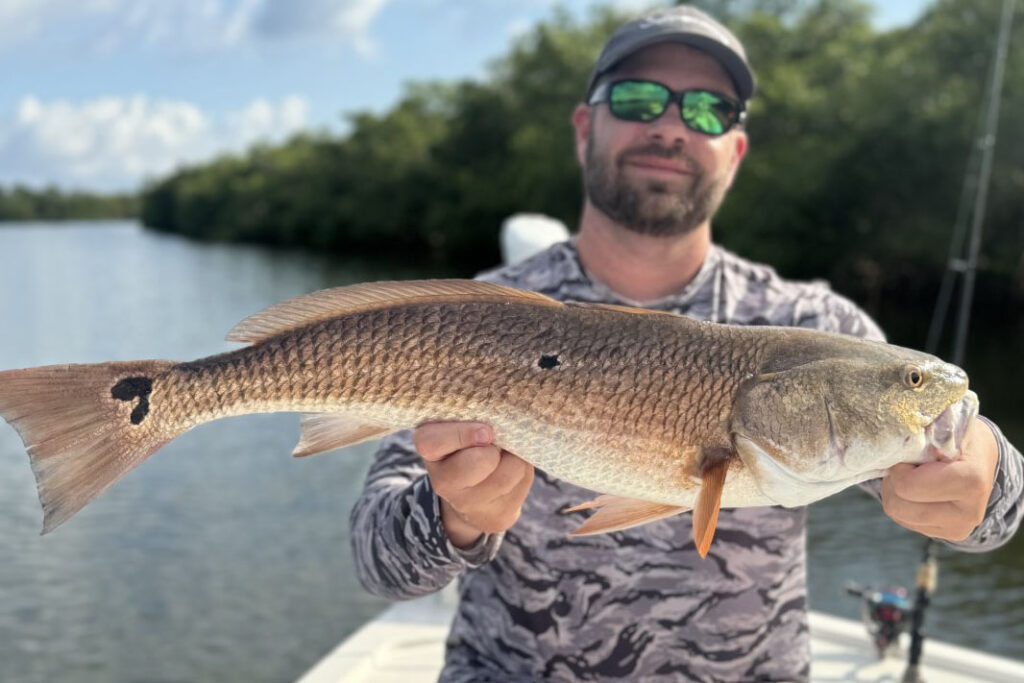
0, 222, 1021, 682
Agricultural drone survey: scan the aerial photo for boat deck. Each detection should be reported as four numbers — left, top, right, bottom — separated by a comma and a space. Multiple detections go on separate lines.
298, 590, 1024, 682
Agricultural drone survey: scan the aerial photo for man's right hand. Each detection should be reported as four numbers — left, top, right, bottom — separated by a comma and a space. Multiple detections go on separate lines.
413, 421, 535, 548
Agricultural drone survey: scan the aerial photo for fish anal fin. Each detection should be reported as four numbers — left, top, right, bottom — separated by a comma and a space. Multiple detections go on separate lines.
228, 280, 562, 344
693, 452, 731, 558
566, 494, 687, 536
293, 413, 394, 457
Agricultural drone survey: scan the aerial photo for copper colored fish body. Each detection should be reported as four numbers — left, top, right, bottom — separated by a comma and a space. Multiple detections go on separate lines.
0, 280, 978, 553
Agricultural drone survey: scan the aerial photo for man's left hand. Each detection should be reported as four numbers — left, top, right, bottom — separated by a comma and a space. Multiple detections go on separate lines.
881, 417, 999, 542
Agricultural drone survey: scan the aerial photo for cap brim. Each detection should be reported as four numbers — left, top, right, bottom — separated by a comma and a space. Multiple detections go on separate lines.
587, 33, 754, 102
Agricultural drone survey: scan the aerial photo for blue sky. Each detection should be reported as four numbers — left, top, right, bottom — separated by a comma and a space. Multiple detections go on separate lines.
0, 0, 930, 192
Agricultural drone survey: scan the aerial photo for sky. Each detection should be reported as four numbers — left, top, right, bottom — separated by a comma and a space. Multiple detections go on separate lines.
0, 0, 930, 193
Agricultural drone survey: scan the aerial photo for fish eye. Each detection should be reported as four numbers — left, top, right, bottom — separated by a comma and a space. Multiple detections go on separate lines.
902, 365, 924, 388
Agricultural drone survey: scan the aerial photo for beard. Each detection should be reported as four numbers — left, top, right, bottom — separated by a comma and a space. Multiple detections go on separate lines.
583, 129, 730, 237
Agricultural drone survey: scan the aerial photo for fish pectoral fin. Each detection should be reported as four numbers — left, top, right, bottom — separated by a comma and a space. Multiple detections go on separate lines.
566, 495, 688, 536
293, 413, 394, 457
693, 455, 730, 559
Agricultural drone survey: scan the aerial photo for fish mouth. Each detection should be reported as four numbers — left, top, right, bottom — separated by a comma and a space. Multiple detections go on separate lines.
924, 391, 979, 461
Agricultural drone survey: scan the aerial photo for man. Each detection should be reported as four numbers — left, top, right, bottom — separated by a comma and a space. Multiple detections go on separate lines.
350, 6, 1023, 681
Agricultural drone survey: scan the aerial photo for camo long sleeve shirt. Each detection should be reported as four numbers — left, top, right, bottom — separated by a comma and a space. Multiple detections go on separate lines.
349, 241, 1024, 682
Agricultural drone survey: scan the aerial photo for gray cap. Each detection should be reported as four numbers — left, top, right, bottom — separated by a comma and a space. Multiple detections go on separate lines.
586, 5, 754, 102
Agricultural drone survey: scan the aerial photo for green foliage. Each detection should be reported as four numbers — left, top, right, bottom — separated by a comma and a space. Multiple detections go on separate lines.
139, 0, 1024, 301
682, 0, 1024, 310
0, 185, 138, 221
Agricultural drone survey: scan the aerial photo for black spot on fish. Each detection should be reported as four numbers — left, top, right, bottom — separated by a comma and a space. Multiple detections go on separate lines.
538, 354, 560, 370
111, 376, 153, 425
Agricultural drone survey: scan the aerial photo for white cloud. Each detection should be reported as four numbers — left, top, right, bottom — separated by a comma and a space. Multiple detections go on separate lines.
0, 94, 310, 191
0, 0, 392, 55
228, 95, 309, 144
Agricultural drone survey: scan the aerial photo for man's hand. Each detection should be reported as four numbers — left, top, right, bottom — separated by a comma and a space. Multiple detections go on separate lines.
413, 421, 534, 548
882, 417, 999, 541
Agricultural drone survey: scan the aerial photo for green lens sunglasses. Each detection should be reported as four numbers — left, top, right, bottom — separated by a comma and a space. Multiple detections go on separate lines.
589, 79, 746, 136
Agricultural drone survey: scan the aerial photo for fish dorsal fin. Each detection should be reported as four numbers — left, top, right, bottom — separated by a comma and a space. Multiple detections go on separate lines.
567, 301, 683, 319
227, 279, 562, 343
292, 413, 395, 457
565, 494, 688, 535
693, 457, 730, 558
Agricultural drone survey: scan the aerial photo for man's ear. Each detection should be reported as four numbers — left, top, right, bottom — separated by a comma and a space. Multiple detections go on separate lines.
571, 103, 592, 167
724, 129, 748, 188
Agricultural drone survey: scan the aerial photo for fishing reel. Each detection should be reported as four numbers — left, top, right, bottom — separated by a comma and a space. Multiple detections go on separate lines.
845, 582, 911, 658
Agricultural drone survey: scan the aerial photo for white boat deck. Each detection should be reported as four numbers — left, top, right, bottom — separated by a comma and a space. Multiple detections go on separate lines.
299, 590, 1024, 682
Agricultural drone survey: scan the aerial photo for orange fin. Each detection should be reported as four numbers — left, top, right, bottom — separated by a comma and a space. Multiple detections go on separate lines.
227, 280, 562, 343
566, 494, 688, 536
292, 413, 393, 457
693, 459, 729, 558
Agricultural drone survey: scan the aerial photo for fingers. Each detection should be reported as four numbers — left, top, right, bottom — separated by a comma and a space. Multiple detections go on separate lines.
434, 452, 534, 536
498, 461, 535, 510
881, 471, 981, 541
884, 461, 975, 503
881, 487, 958, 528
414, 421, 494, 462
880, 418, 999, 542
427, 445, 503, 494
434, 449, 532, 507
481, 452, 534, 502
412, 421, 534, 539
477, 463, 535, 533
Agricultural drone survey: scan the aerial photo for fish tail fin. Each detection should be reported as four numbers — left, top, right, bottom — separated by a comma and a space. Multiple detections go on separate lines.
0, 360, 179, 533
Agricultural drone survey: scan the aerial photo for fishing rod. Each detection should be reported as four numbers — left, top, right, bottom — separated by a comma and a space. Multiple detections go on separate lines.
904, 1, 1017, 681
847, 0, 1016, 675
901, 542, 938, 683
928, 0, 1018, 368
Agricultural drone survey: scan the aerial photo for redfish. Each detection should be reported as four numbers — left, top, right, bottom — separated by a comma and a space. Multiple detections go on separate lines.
0, 280, 977, 555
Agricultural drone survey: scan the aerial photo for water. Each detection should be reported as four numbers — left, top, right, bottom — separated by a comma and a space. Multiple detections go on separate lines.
0, 222, 1020, 682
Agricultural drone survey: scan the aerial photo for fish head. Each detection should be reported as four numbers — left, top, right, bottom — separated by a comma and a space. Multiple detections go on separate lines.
731, 344, 978, 507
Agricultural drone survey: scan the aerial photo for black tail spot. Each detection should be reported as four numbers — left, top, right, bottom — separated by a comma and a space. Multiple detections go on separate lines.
111, 376, 154, 425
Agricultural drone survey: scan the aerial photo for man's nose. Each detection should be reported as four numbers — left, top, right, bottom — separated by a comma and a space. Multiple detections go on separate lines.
645, 103, 691, 144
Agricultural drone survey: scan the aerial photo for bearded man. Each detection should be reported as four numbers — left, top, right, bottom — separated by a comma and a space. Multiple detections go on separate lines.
349, 6, 1023, 681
